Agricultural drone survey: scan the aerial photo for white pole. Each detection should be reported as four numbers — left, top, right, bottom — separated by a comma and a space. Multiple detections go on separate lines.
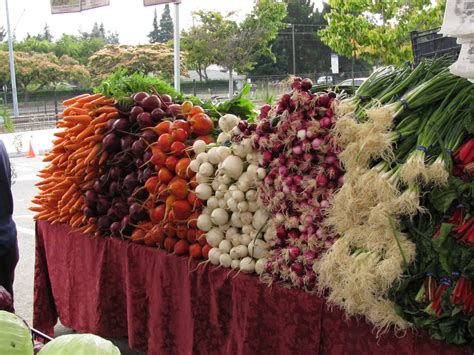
173, 2, 180, 91
5, 0, 19, 118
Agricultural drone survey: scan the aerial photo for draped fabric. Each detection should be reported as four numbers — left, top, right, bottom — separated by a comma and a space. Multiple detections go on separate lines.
34, 221, 472, 354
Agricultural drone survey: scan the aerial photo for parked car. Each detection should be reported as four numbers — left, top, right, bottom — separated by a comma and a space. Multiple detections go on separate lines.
316, 75, 334, 84
338, 78, 367, 87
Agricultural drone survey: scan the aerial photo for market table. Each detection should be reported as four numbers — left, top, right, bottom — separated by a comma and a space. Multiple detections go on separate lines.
33, 220, 472, 354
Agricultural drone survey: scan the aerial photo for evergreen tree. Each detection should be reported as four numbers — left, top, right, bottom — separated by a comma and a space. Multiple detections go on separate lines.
0, 27, 5, 42
157, 4, 174, 43
148, 9, 160, 43
37, 23, 53, 42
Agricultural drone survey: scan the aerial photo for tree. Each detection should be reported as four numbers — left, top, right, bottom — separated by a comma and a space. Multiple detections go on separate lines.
157, 4, 174, 43
319, 0, 445, 65
148, 9, 160, 43
88, 44, 186, 84
182, 0, 287, 94
0, 51, 90, 101
36, 24, 53, 42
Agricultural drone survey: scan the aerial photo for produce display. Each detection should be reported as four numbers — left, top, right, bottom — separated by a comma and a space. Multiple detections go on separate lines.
40, 334, 120, 355
31, 61, 473, 345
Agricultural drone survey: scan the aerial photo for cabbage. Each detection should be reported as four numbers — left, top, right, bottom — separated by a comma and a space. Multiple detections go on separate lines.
0, 310, 34, 355
39, 334, 121, 355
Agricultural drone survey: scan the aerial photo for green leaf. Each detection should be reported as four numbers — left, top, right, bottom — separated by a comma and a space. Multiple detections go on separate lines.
432, 223, 454, 274
469, 317, 474, 336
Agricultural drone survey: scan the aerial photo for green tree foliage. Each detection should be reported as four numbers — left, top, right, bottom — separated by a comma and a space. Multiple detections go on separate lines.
320, 0, 445, 65
36, 23, 53, 42
181, 0, 287, 89
88, 44, 185, 84
157, 4, 174, 43
0, 51, 90, 100
148, 9, 160, 43
0, 27, 5, 42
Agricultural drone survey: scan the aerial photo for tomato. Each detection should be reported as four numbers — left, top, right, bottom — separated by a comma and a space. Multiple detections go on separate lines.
189, 113, 214, 136
154, 121, 172, 135
157, 133, 173, 152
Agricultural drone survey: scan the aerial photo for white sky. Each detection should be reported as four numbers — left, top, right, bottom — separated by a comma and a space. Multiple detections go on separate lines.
1, 0, 323, 45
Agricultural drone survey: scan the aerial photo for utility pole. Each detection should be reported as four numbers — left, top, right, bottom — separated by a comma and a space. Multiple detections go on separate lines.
173, 2, 180, 91
292, 24, 296, 75
5, 0, 19, 118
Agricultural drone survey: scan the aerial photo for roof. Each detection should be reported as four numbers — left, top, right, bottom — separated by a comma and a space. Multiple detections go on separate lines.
182, 69, 246, 82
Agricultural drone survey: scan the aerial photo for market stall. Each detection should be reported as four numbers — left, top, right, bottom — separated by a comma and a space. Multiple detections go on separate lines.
34, 220, 471, 354
31, 59, 473, 353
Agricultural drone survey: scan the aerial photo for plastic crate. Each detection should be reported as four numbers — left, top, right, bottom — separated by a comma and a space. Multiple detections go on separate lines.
411, 28, 461, 65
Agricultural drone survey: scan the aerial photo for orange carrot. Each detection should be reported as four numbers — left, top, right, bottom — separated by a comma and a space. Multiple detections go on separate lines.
98, 151, 108, 165
63, 115, 92, 125
75, 125, 95, 141
77, 93, 102, 104
63, 94, 89, 106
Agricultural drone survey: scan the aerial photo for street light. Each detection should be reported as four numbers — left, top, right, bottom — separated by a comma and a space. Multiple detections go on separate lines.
5, 0, 19, 118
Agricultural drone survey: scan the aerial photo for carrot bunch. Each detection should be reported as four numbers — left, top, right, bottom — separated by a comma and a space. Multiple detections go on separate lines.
30, 93, 117, 234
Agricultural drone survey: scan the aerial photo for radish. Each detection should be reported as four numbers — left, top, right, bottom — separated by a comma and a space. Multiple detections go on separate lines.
221, 155, 244, 179
193, 140, 207, 154
231, 259, 241, 270
208, 248, 222, 265
197, 214, 213, 231
219, 253, 232, 267
255, 258, 267, 275
211, 208, 229, 225
196, 183, 213, 200
240, 257, 256, 273
219, 239, 232, 253
206, 228, 224, 247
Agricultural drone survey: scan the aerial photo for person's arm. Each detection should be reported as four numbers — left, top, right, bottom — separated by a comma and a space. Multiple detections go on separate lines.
0, 140, 13, 216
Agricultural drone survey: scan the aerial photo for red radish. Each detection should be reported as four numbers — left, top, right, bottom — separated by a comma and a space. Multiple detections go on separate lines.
157, 133, 173, 152
189, 175, 198, 189
158, 167, 174, 184
170, 141, 187, 157
174, 239, 189, 255
163, 223, 176, 238
187, 192, 202, 209
168, 210, 177, 223
175, 158, 191, 178
197, 230, 207, 246
150, 204, 166, 224
165, 155, 179, 171
169, 178, 188, 199
150, 226, 166, 245
157, 184, 170, 201
187, 229, 197, 243
189, 243, 202, 258
171, 128, 188, 142
189, 113, 214, 136
171, 200, 192, 220
163, 237, 177, 252
202, 244, 212, 259
154, 121, 171, 135
176, 224, 187, 239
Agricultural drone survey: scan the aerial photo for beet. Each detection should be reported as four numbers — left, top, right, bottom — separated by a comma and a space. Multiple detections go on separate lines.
166, 104, 183, 118
85, 190, 97, 207
161, 94, 173, 106
137, 112, 153, 128
93, 179, 102, 194
97, 215, 111, 231
96, 197, 111, 215
134, 187, 148, 201
113, 201, 129, 219
151, 107, 166, 123
129, 203, 147, 222
83, 206, 96, 217
110, 222, 122, 237
141, 129, 157, 144
106, 118, 117, 131
142, 167, 154, 181
123, 172, 139, 191
103, 133, 121, 153
120, 215, 133, 235
112, 118, 130, 132
109, 166, 124, 180
143, 151, 152, 164
133, 92, 148, 104
109, 181, 121, 196
112, 152, 132, 166
129, 105, 144, 124
131, 139, 148, 157
141, 95, 162, 112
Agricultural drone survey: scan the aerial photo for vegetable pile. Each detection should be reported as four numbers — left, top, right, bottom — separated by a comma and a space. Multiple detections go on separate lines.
31, 64, 474, 345
191, 115, 270, 274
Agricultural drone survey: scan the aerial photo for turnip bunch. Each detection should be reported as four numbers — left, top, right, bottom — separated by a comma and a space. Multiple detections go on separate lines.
191, 115, 271, 274
242, 77, 343, 291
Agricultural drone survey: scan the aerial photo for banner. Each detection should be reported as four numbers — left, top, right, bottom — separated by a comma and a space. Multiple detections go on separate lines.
51, 0, 109, 14
144, 0, 179, 6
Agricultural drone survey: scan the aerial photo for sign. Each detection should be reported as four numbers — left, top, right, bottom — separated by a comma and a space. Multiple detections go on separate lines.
331, 53, 339, 74
51, 0, 109, 14
144, 0, 180, 6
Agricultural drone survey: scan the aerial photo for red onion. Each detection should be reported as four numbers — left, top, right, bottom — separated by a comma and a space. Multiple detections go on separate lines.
276, 226, 286, 239
288, 229, 300, 239
316, 174, 328, 187
319, 117, 332, 129
289, 246, 300, 260
292, 145, 303, 155
311, 138, 324, 150
320, 200, 330, 209
291, 262, 304, 276
278, 165, 289, 176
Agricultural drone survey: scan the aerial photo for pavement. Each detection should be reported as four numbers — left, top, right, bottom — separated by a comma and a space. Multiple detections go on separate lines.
1, 129, 57, 158
8, 149, 144, 354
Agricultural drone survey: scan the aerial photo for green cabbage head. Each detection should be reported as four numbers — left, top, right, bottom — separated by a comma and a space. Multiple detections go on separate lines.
39, 333, 121, 355
0, 310, 34, 355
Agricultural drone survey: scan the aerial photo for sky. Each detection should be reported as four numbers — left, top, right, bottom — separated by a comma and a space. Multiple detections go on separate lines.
1, 0, 323, 45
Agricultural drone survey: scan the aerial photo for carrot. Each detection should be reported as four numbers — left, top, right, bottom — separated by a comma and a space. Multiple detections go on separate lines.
54, 131, 67, 138
91, 106, 117, 115
43, 153, 60, 162
58, 152, 71, 165
57, 121, 75, 128
29, 206, 45, 213
63, 93, 90, 106
83, 135, 103, 144
106, 112, 119, 119
98, 151, 108, 165
66, 124, 88, 135
84, 144, 100, 165
75, 125, 95, 141
68, 107, 90, 116
81, 181, 95, 189
63, 115, 92, 125
61, 184, 78, 202
77, 93, 102, 104
91, 113, 108, 125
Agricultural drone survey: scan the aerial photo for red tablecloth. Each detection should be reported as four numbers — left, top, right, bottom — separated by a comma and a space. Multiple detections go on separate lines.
34, 220, 472, 354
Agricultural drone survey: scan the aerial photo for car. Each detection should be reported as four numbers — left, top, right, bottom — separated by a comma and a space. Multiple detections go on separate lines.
316, 75, 334, 85
338, 78, 367, 87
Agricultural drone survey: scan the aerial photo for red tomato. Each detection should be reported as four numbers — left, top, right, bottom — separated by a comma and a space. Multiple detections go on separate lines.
189, 113, 214, 136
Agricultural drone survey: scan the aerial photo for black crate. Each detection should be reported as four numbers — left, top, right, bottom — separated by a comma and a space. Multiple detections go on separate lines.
411, 28, 461, 65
